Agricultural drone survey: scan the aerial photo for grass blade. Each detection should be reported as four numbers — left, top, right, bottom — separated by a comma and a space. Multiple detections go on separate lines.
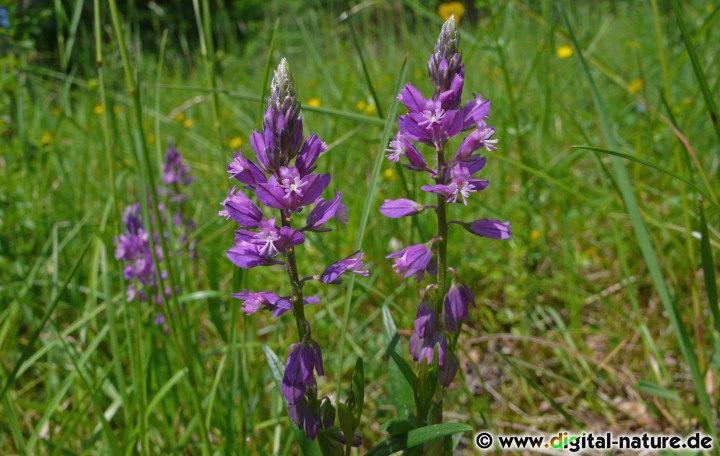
334, 59, 408, 401
561, 5, 717, 439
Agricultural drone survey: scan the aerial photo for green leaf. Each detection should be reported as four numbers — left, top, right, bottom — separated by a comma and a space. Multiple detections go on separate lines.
381, 418, 416, 436
382, 305, 415, 417
350, 357, 365, 425
337, 403, 354, 450
389, 350, 418, 391
366, 423, 474, 456
634, 380, 681, 401
699, 200, 720, 336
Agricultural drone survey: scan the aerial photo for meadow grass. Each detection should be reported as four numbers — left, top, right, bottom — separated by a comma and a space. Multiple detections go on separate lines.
1, 0, 719, 453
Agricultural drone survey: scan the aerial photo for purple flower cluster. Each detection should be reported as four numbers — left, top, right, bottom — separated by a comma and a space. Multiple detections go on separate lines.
220, 59, 367, 440
114, 144, 195, 326
380, 16, 511, 387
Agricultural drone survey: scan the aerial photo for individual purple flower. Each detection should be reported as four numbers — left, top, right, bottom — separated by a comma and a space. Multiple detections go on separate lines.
386, 242, 433, 280
385, 132, 428, 170
460, 93, 490, 130
296, 133, 328, 176
438, 349, 458, 387
256, 167, 330, 211
398, 100, 464, 146
227, 152, 267, 188
303, 192, 347, 231
453, 219, 512, 240
454, 122, 497, 160
226, 240, 283, 269
320, 251, 369, 284
219, 186, 264, 228
444, 276, 475, 331
379, 198, 426, 218
421, 164, 488, 205
232, 290, 318, 317
282, 322, 324, 405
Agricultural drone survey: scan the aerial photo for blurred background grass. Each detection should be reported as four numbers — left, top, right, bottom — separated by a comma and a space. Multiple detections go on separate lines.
1, 0, 719, 453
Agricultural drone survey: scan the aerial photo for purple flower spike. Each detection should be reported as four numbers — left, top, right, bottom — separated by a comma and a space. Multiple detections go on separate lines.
304, 191, 346, 231
379, 198, 426, 218
455, 219, 512, 240
321, 251, 369, 284
386, 243, 433, 280
444, 281, 475, 331
219, 186, 264, 228
163, 143, 193, 186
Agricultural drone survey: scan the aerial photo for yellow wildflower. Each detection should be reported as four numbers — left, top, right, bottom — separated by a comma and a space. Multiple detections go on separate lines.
383, 167, 396, 180
229, 136, 243, 149
94, 105, 104, 115
555, 45, 573, 59
174, 112, 185, 122
531, 230, 541, 241
307, 97, 321, 108
438, 2, 465, 22
364, 103, 376, 116
40, 132, 53, 145
356, 100, 367, 111
628, 78, 643, 94
183, 118, 194, 129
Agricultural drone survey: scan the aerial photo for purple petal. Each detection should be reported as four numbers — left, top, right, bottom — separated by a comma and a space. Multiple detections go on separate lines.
398, 83, 427, 113
461, 94, 490, 130
250, 130, 271, 173
320, 251, 369, 284
256, 181, 291, 209
277, 226, 305, 251
298, 173, 331, 207
304, 192, 343, 230
379, 198, 425, 218
296, 133, 327, 176
398, 114, 432, 144
458, 219, 512, 240
441, 109, 463, 138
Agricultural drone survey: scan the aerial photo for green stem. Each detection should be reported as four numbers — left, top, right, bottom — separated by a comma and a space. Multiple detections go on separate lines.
435, 143, 449, 313
281, 211, 307, 339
